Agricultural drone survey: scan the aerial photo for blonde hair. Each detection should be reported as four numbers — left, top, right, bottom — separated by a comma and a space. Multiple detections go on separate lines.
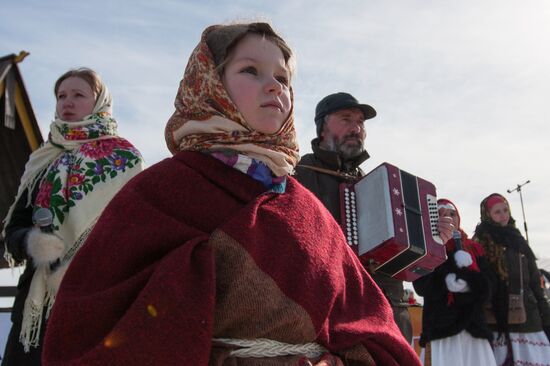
54, 67, 103, 100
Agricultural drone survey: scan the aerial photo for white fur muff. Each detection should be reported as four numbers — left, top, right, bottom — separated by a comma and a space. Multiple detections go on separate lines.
25, 228, 65, 267
454, 250, 473, 268
445, 273, 470, 293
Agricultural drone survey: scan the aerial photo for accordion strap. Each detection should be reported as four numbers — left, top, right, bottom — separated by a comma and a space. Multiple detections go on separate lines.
298, 164, 358, 181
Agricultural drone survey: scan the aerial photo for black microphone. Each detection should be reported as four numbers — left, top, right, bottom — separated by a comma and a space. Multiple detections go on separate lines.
452, 230, 463, 251
33, 208, 53, 233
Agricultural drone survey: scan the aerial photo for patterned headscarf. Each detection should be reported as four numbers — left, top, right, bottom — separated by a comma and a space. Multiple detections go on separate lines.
164, 23, 299, 177
476, 193, 512, 281
438, 198, 481, 271
480, 193, 510, 225
3, 76, 144, 351
475, 193, 535, 282
437, 198, 460, 228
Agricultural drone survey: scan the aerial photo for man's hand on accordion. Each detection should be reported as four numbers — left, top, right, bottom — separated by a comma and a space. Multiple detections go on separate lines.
437, 215, 454, 243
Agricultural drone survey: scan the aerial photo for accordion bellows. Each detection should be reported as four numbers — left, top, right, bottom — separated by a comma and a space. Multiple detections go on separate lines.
340, 162, 447, 281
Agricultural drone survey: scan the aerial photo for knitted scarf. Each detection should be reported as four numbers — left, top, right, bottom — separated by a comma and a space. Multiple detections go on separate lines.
3, 84, 144, 351
164, 24, 300, 177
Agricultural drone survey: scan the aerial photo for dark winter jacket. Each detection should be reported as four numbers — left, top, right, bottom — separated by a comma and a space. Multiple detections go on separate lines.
2, 186, 42, 366
294, 138, 367, 224
474, 227, 550, 334
413, 234, 494, 346
294, 138, 412, 342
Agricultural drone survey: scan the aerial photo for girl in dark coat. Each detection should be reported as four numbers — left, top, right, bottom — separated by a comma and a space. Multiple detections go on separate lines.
474, 193, 550, 365
414, 198, 496, 366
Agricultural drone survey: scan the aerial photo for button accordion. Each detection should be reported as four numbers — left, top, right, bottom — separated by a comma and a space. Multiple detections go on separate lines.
340, 162, 446, 281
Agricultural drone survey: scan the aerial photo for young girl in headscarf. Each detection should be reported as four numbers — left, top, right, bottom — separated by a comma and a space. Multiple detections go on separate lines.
43, 23, 421, 366
413, 199, 496, 366
2, 68, 144, 365
474, 193, 550, 366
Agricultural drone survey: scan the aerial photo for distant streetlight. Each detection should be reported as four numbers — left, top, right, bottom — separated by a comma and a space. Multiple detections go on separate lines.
507, 180, 531, 243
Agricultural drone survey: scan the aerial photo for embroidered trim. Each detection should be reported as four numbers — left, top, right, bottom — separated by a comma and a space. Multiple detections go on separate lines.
210, 151, 286, 193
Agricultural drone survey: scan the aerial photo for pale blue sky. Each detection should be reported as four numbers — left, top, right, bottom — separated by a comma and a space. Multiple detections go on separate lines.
2, 0, 550, 289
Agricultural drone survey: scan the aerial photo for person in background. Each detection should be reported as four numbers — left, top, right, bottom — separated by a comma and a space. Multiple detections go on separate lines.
413, 198, 496, 366
474, 193, 550, 365
43, 22, 422, 366
294, 92, 453, 343
1, 68, 144, 365
541, 269, 550, 298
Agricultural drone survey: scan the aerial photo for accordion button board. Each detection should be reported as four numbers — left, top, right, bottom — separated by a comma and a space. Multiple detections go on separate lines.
339, 162, 446, 281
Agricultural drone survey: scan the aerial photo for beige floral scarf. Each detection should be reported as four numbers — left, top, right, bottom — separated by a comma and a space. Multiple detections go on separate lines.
164, 25, 299, 177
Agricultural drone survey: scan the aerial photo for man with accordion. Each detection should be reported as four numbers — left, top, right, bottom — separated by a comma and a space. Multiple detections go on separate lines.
295, 92, 453, 343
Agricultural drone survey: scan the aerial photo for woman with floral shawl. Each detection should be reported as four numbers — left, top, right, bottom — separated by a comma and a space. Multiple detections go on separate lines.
474, 193, 550, 366
2, 68, 144, 365
43, 23, 421, 366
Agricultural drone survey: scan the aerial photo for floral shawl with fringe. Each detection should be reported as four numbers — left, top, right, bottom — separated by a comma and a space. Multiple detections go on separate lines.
3, 85, 144, 351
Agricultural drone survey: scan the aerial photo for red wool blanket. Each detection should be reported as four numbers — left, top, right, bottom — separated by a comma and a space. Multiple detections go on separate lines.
43, 151, 420, 366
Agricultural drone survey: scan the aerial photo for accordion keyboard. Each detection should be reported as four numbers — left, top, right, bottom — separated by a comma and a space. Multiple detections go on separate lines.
428, 194, 443, 244
343, 186, 358, 247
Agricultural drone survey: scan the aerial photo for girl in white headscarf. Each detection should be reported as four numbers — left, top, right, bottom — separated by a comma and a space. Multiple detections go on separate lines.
2, 68, 144, 365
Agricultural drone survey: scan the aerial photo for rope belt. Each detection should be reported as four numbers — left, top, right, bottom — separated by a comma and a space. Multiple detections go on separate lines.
212, 338, 328, 358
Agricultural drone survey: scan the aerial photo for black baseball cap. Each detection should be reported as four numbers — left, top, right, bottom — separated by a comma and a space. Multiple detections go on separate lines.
314, 92, 377, 136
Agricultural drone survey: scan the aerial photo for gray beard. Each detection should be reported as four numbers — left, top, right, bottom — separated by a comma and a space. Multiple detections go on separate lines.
324, 135, 365, 160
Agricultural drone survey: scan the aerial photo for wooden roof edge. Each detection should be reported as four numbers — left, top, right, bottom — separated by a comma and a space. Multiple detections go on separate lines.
2, 51, 44, 147
0, 53, 17, 63
0, 51, 29, 64
14, 51, 30, 64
